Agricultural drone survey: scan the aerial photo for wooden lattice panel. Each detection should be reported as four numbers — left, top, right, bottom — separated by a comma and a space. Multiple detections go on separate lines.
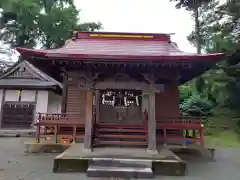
2, 103, 35, 128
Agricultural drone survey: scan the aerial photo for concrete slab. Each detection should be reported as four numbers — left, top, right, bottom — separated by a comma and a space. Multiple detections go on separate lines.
53, 143, 186, 177
24, 142, 70, 153
56, 143, 181, 160
169, 144, 215, 160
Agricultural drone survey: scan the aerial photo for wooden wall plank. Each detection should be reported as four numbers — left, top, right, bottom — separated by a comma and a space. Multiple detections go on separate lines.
66, 85, 86, 122
155, 85, 180, 121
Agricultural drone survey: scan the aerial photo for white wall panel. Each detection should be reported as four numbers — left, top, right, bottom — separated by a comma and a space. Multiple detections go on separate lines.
21, 90, 36, 102
5, 90, 19, 101
47, 91, 61, 113
35, 90, 48, 114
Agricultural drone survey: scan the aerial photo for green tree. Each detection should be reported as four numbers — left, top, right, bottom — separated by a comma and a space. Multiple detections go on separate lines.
0, 0, 102, 48
186, 0, 240, 130
170, 0, 213, 54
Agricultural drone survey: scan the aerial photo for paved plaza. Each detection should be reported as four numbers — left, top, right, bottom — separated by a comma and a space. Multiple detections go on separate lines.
0, 137, 240, 180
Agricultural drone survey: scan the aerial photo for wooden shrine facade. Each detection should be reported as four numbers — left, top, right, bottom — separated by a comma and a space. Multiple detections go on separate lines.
0, 60, 62, 129
16, 31, 225, 152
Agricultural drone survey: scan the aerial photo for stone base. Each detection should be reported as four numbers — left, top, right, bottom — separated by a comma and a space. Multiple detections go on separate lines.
24, 143, 70, 153
169, 144, 215, 161
53, 158, 88, 173
82, 148, 92, 153
52, 143, 186, 177
147, 149, 158, 155
153, 160, 187, 176
208, 148, 215, 159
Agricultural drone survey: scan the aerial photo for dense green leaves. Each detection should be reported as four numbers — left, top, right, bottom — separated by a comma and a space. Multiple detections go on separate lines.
38, 5, 79, 48
0, 0, 101, 73
0, 0, 102, 48
180, 94, 213, 117
179, 0, 240, 129
170, 0, 212, 10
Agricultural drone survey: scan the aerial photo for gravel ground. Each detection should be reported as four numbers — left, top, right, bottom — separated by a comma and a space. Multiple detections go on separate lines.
0, 138, 240, 180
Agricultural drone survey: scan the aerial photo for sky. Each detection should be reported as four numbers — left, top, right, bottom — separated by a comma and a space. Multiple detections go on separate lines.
74, 0, 196, 53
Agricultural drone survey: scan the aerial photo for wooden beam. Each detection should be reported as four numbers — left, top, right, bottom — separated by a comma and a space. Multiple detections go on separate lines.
95, 81, 164, 91
147, 92, 157, 154
61, 72, 68, 113
83, 91, 94, 150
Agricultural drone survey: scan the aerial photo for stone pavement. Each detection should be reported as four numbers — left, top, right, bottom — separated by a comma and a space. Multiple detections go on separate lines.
0, 137, 240, 180
0, 129, 35, 137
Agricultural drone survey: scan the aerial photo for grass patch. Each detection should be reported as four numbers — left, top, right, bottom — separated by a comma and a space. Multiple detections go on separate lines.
205, 130, 240, 147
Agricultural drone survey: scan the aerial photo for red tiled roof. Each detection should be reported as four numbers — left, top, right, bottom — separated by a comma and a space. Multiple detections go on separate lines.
16, 32, 225, 61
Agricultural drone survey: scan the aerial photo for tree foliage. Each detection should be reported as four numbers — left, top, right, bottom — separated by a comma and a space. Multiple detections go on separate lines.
170, 0, 213, 53
170, 0, 212, 10
0, 0, 102, 48
0, 0, 102, 73
179, 0, 240, 128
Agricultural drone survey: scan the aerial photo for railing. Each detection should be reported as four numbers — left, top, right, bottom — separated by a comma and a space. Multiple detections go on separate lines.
36, 113, 69, 122
156, 117, 204, 146
34, 113, 205, 147
35, 113, 84, 143
156, 116, 202, 124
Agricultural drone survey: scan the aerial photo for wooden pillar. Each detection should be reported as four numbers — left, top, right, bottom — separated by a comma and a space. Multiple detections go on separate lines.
0, 89, 6, 128
147, 92, 158, 154
200, 124, 204, 147
61, 72, 68, 113
95, 90, 100, 123
142, 92, 149, 124
83, 91, 94, 151
192, 130, 197, 138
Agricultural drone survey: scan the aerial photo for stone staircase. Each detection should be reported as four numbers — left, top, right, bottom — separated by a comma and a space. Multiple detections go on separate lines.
87, 159, 154, 179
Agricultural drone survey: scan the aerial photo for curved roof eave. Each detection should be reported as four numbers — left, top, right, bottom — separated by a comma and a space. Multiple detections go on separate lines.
16, 47, 225, 62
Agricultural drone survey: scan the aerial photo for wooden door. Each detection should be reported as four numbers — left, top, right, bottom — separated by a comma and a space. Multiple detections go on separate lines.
1, 102, 35, 128
99, 90, 142, 124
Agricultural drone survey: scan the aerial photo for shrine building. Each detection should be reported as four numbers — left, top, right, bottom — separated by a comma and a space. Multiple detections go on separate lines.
16, 32, 224, 153
0, 60, 62, 129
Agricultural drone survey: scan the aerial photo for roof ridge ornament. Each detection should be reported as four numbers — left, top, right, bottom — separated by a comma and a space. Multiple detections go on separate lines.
72, 31, 174, 42
72, 31, 78, 40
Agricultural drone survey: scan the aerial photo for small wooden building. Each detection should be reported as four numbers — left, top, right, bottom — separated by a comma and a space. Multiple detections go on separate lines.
16, 32, 224, 152
0, 60, 62, 128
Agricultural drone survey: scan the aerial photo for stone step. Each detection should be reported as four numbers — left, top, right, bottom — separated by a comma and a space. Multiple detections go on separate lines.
87, 166, 153, 179
87, 159, 154, 178
89, 159, 152, 167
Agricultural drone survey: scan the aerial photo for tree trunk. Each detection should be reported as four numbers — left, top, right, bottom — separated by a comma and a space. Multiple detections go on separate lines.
194, 6, 201, 54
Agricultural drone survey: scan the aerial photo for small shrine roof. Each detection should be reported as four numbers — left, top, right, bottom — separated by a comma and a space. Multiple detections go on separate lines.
16, 32, 224, 62
0, 60, 62, 90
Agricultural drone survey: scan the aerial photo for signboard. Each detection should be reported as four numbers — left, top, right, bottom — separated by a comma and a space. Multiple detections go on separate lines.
16, 90, 22, 94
